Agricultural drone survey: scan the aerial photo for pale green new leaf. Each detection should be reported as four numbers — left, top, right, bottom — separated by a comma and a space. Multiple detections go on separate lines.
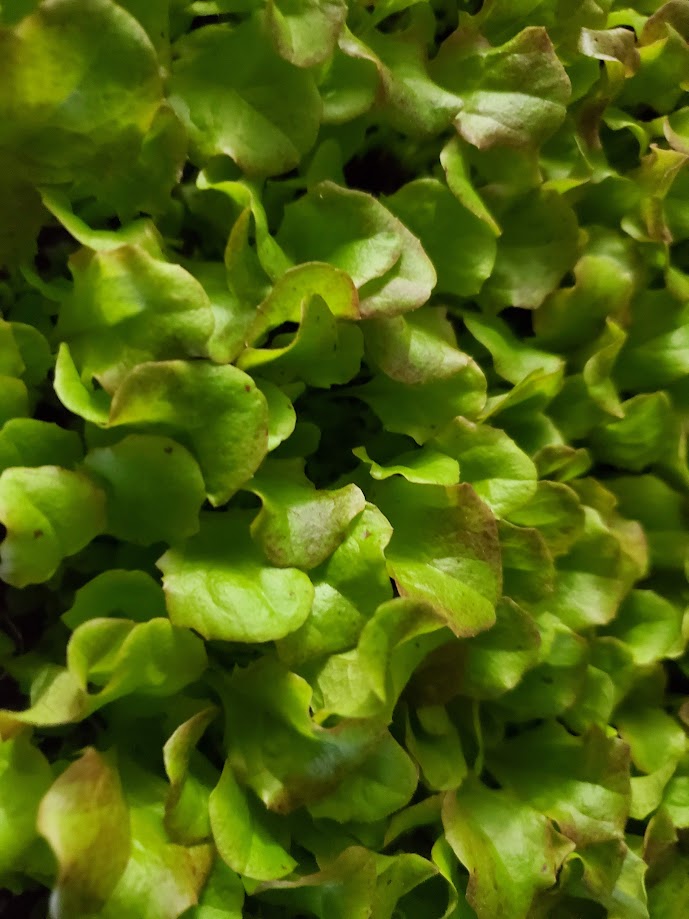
0, 465, 105, 587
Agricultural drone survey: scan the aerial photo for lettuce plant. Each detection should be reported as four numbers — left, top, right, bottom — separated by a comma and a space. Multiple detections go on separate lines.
2, 1, 689, 916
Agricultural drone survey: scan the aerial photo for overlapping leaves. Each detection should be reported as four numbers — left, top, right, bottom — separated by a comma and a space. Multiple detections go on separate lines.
1, 1, 689, 918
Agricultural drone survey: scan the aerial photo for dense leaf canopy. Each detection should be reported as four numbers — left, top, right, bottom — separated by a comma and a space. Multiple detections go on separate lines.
1, 1, 689, 917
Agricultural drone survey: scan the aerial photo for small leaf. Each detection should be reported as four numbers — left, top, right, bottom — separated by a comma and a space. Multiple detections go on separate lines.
379, 478, 501, 638
239, 295, 365, 389
67, 617, 208, 705
108, 360, 269, 506
406, 705, 468, 792
490, 722, 631, 847
38, 749, 131, 918
62, 569, 166, 630
463, 312, 564, 385
605, 589, 686, 666
248, 459, 365, 570
0, 419, 82, 474
53, 343, 111, 426
354, 445, 460, 486
312, 597, 447, 719
440, 135, 500, 235
83, 434, 205, 545
277, 181, 436, 317
480, 189, 579, 310
308, 732, 418, 823
164, 706, 218, 845
0, 466, 106, 587
276, 504, 393, 665
432, 417, 537, 517
410, 598, 540, 702
58, 244, 214, 392
499, 521, 555, 606
0, 668, 89, 737
432, 26, 571, 150
98, 765, 213, 919
209, 762, 297, 881
357, 310, 486, 442
266, 0, 347, 68
159, 512, 314, 642
169, 18, 320, 176
253, 846, 377, 919
247, 262, 359, 344
442, 777, 574, 919
339, 19, 462, 137
256, 379, 297, 452
0, 0, 163, 233
579, 27, 640, 74
384, 179, 496, 298
0, 735, 52, 874
508, 481, 585, 557
590, 392, 676, 471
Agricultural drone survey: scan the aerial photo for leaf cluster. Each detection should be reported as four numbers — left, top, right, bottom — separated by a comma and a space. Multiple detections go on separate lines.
2, 1, 689, 917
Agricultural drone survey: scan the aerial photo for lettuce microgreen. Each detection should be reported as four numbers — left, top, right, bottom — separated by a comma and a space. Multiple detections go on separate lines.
2, 1, 689, 917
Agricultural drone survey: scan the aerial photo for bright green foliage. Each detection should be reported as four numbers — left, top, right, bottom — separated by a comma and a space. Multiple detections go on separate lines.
37, 748, 131, 917
159, 512, 314, 642
0, 734, 51, 874
169, 18, 321, 176
0, 465, 106, 586
443, 777, 575, 919
248, 459, 366, 569
108, 360, 270, 505
83, 434, 206, 545
1, 1, 689, 917
57, 243, 214, 392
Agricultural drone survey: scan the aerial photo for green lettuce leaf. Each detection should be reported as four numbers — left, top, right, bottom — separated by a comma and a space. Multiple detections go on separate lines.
356, 310, 486, 442
164, 706, 218, 846
409, 597, 540, 702
311, 597, 448, 719
432, 26, 571, 150
490, 722, 631, 847
266, 0, 347, 68
159, 511, 314, 642
169, 17, 321, 176
238, 295, 365, 388
0, 465, 105, 586
247, 459, 365, 569
0, 735, 52, 875
66, 616, 208, 706
479, 189, 579, 309
442, 777, 574, 919
338, 13, 462, 137
99, 759, 213, 918
384, 178, 496, 298
354, 444, 460, 486
276, 504, 393, 665
209, 761, 297, 881
37, 748, 131, 918
0, 418, 82, 473
308, 732, 418, 823
108, 360, 269, 506
0, 0, 164, 262
62, 569, 166, 629
254, 845, 376, 919
406, 705, 468, 792
57, 244, 214, 392
83, 434, 205, 545
378, 478, 501, 638
276, 181, 436, 316
431, 416, 537, 517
